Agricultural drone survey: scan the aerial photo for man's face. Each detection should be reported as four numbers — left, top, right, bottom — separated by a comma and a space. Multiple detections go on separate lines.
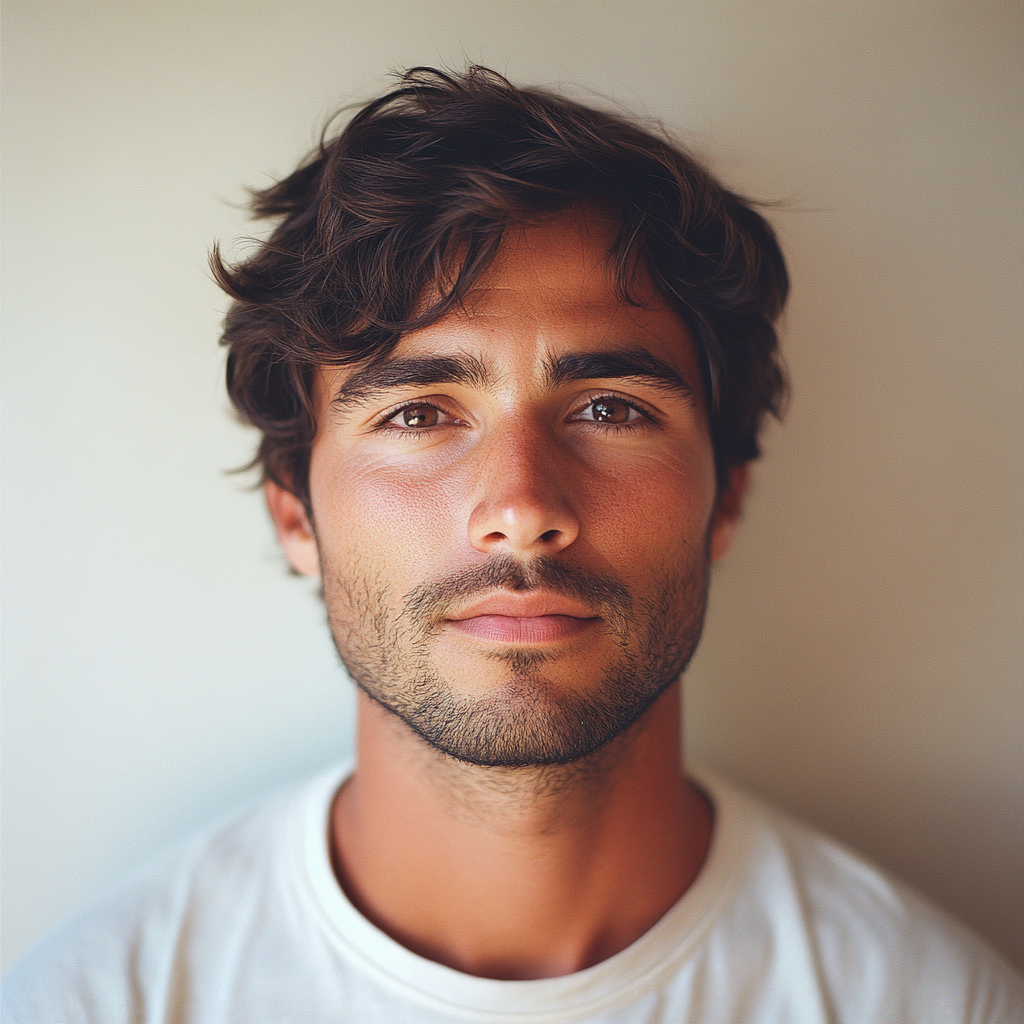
271, 212, 741, 767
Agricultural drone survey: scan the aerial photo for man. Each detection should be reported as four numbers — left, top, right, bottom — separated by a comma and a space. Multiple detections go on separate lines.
4, 65, 1022, 1023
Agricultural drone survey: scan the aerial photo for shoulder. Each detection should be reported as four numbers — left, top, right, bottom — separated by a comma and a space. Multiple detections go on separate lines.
1, 766, 346, 1024
701, 775, 1024, 1023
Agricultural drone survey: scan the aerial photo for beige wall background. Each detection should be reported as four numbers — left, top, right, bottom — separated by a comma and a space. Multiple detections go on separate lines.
2, 1, 1021, 972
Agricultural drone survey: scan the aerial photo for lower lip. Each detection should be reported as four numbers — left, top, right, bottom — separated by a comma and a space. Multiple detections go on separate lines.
448, 614, 599, 644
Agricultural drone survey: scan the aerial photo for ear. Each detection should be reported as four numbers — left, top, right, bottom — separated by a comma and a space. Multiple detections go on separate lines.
264, 480, 321, 577
709, 463, 750, 562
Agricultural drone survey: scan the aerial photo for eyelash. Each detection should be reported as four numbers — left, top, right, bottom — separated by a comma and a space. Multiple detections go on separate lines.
371, 400, 460, 436
372, 393, 657, 435
571, 392, 657, 431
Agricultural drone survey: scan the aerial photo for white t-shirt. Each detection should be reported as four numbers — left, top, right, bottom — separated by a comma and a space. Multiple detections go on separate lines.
4, 765, 1022, 1023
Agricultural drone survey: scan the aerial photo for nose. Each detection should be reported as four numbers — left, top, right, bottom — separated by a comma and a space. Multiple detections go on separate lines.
467, 426, 580, 558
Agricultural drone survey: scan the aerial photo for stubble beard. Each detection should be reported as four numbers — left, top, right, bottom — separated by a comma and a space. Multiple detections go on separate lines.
323, 545, 711, 770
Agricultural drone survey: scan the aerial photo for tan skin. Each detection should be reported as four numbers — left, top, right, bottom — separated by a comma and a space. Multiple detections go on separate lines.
266, 211, 748, 980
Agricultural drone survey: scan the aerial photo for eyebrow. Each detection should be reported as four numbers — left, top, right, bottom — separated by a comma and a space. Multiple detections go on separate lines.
330, 346, 695, 410
544, 349, 695, 403
332, 354, 493, 409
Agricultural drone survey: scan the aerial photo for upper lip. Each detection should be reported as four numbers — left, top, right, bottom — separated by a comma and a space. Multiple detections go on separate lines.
446, 591, 601, 621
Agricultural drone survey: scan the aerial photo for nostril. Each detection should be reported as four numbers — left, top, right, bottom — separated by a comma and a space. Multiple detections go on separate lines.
540, 529, 560, 543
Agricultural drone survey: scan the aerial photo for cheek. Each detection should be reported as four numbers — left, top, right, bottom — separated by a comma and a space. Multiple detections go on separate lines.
577, 449, 716, 568
309, 450, 470, 584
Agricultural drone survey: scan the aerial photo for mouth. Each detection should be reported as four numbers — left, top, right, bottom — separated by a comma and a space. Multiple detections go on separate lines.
445, 592, 602, 645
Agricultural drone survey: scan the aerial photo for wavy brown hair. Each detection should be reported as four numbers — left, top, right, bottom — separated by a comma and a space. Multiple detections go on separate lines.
212, 66, 788, 505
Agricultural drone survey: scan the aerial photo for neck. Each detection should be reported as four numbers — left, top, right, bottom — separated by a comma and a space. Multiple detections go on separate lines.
331, 682, 711, 980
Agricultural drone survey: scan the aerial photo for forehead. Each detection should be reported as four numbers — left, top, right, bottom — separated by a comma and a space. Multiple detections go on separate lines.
316, 211, 707, 412
470, 210, 627, 312
397, 211, 703, 384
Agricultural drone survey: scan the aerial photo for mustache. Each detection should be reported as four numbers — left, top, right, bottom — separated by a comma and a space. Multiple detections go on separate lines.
402, 553, 633, 632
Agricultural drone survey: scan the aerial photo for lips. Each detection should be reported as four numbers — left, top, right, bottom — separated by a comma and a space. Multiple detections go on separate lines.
445, 592, 601, 644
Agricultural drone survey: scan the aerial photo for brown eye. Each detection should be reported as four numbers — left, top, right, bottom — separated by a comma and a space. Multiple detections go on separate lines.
401, 405, 439, 428
591, 399, 631, 424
